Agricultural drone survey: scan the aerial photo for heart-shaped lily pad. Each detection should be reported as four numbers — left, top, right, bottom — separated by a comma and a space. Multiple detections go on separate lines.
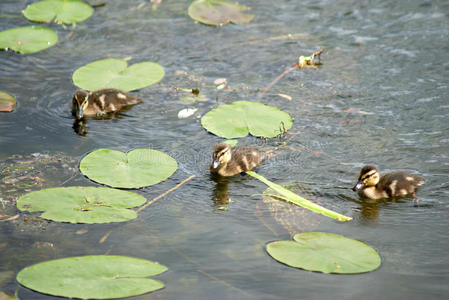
80, 148, 178, 189
17, 187, 146, 223
0, 26, 58, 54
188, 0, 254, 26
23, 0, 93, 24
73, 58, 165, 92
266, 232, 381, 274
201, 101, 292, 139
0, 91, 16, 112
17, 255, 167, 299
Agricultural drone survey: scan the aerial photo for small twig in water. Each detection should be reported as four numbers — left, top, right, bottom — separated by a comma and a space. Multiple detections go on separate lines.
136, 175, 196, 213
259, 65, 297, 97
259, 49, 324, 97
99, 230, 112, 244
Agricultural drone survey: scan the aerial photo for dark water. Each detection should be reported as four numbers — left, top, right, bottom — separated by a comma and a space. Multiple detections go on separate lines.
1, 0, 449, 299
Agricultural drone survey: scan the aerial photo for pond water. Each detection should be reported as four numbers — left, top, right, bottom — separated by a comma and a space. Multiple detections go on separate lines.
1, 0, 449, 299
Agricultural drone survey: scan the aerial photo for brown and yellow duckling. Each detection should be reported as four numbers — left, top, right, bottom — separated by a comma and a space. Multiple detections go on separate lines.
72, 88, 142, 120
210, 143, 264, 177
352, 165, 425, 204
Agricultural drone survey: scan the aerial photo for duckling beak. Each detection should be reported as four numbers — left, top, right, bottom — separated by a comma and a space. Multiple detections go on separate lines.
352, 180, 363, 191
76, 106, 84, 120
212, 159, 220, 169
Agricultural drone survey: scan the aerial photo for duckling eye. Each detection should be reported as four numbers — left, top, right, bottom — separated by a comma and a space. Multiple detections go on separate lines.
361, 172, 376, 181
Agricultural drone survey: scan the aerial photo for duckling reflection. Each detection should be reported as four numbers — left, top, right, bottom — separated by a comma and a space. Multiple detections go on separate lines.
72, 88, 142, 120
353, 165, 425, 206
72, 118, 88, 136
210, 143, 264, 177
210, 173, 231, 207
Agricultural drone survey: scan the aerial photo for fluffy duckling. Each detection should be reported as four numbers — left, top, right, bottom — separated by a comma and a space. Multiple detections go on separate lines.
352, 165, 425, 203
72, 88, 142, 120
210, 143, 264, 177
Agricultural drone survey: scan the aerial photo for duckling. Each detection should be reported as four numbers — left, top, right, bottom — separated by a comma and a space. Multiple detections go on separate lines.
72, 88, 142, 120
352, 165, 425, 203
210, 143, 264, 177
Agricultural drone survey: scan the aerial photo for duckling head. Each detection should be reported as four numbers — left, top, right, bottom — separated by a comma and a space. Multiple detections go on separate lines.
352, 165, 380, 191
73, 90, 90, 120
211, 143, 232, 170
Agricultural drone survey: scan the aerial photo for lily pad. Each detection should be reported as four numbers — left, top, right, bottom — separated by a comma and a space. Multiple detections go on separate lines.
80, 148, 178, 189
201, 101, 292, 139
266, 232, 381, 274
0, 91, 16, 112
72, 58, 165, 92
188, 0, 254, 26
17, 187, 146, 223
23, 0, 93, 24
17, 255, 167, 299
0, 26, 58, 54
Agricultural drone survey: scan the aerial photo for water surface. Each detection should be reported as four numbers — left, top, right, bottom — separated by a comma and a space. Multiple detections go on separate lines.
1, 0, 448, 299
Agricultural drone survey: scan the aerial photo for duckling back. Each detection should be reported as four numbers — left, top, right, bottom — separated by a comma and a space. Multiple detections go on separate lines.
226, 147, 264, 175
73, 88, 143, 119
378, 171, 425, 198
89, 89, 142, 109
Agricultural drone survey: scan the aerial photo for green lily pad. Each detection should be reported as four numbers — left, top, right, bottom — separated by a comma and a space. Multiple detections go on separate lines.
17, 255, 167, 299
0, 26, 58, 54
72, 58, 165, 92
188, 0, 254, 26
201, 101, 292, 139
223, 139, 238, 146
17, 187, 146, 224
23, 0, 93, 24
80, 148, 178, 189
0, 91, 16, 112
266, 232, 381, 274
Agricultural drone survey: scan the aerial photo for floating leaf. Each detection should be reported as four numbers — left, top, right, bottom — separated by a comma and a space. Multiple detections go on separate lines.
80, 148, 178, 189
248, 171, 352, 222
73, 58, 165, 92
0, 26, 58, 54
0, 91, 16, 112
201, 101, 292, 139
23, 0, 93, 24
266, 232, 381, 274
17, 187, 146, 223
0, 291, 17, 300
17, 255, 167, 299
188, 0, 254, 26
